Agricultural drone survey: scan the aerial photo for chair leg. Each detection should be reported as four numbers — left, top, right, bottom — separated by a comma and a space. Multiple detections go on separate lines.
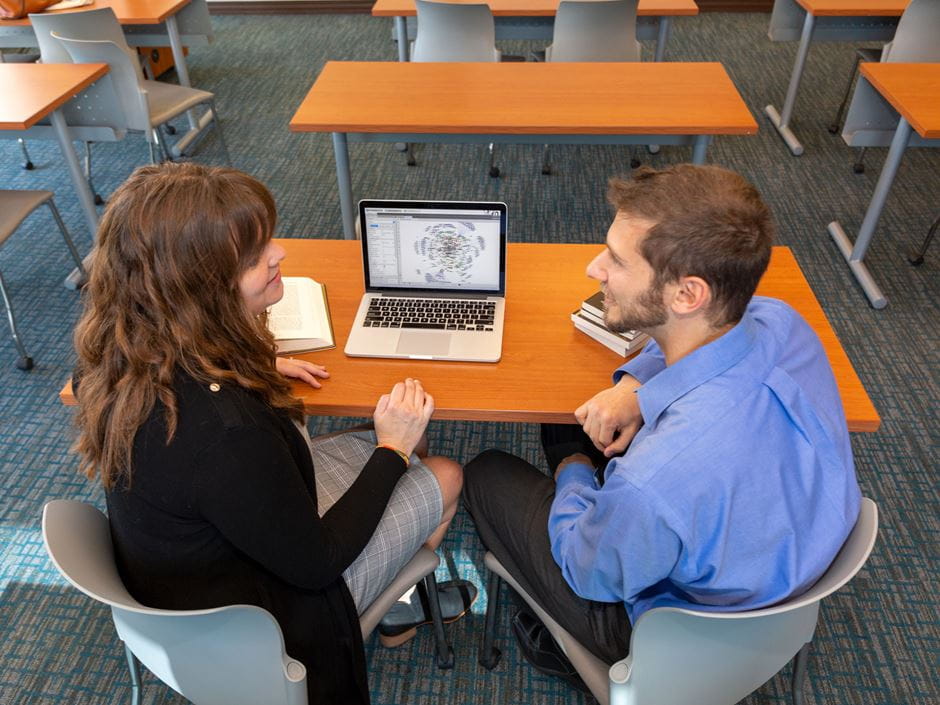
909, 213, 940, 266
148, 138, 159, 165
154, 129, 172, 163
45, 200, 87, 283
83, 142, 104, 206
829, 56, 862, 134
540, 144, 551, 175
124, 643, 142, 705
18, 138, 34, 170
479, 569, 502, 670
488, 143, 500, 178
790, 641, 812, 705
852, 147, 867, 174
0, 269, 33, 371
209, 100, 232, 167
423, 571, 455, 669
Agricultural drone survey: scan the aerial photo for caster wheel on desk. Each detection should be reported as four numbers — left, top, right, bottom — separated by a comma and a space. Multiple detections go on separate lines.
22, 160, 34, 170
541, 166, 551, 175
630, 158, 641, 169
827, 123, 840, 135
479, 646, 501, 670
407, 154, 416, 167
165, 124, 177, 135
436, 646, 455, 670
489, 166, 501, 178
853, 162, 865, 174
94, 194, 105, 206
17, 356, 34, 371
908, 254, 925, 266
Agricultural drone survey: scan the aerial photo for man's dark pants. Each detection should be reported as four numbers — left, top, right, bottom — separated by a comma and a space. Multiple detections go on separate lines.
462, 425, 631, 665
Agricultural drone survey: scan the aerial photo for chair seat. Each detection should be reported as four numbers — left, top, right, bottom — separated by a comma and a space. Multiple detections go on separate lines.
143, 80, 214, 127
0, 190, 53, 246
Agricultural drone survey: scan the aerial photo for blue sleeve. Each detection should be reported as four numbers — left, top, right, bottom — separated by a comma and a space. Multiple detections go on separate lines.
613, 338, 666, 385
549, 458, 682, 606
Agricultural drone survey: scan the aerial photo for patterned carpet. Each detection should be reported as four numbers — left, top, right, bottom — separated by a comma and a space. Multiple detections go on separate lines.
0, 11, 937, 705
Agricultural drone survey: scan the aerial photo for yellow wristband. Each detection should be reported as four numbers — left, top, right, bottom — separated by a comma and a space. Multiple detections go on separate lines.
376, 443, 410, 468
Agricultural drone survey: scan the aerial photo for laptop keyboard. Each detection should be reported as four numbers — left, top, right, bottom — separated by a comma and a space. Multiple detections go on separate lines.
364, 297, 496, 331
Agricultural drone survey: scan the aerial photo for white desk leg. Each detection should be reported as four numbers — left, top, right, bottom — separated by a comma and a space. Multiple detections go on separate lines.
764, 10, 815, 156
826, 117, 911, 310
395, 17, 409, 62
654, 17, 671, 62
691, 135, 711, 165
332, 132, 356, 240
165, 14, 214, 158
50, 108, 94, 289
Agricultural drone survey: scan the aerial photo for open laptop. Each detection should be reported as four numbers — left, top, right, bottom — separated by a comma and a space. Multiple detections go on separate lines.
344, 199, 507, 362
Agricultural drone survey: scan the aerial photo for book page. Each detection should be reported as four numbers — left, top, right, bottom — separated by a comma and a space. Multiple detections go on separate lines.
268, 277, 324, 340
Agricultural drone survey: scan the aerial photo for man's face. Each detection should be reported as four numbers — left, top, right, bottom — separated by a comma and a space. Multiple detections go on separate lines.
586, 213, 669, 334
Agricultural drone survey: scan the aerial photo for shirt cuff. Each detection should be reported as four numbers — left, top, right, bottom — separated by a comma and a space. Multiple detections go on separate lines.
614, 348, 664, 384
556, 461, 597, 493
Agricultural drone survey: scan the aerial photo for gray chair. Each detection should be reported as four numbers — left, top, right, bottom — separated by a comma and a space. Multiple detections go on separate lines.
42, 499, 452, 705
480, 498, 879, 705
408, 0, 502, 176
838, 0, 940, 173
0, 191, 86, 371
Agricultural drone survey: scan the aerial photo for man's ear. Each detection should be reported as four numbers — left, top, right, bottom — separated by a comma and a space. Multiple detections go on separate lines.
668, 276, 711, 315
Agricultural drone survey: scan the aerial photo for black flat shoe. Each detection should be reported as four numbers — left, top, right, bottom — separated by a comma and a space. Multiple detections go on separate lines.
378, 579, 477, 647
511, 609, 590, 694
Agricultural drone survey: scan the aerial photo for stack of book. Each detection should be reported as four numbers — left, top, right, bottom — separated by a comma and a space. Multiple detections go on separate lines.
571, 291, 648, 357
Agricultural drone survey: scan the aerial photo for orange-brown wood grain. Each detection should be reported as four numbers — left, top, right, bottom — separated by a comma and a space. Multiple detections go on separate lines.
859, 63, 940, 139
290, 62, 757, 136
60, 241, 880, 432
2, 0, 191, 26
371, 0, 700, 17
796, 0, 907, 16
0, 63, 109, 130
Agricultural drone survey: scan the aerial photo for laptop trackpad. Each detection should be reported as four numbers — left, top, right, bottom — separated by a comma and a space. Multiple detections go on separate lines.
396, 331, 452, 356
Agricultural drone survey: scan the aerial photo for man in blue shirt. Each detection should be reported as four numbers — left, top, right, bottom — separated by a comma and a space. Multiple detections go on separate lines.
462, 164, 861, 685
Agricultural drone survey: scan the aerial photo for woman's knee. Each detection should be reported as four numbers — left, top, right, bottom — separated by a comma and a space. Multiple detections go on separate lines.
423, 455, 463, 514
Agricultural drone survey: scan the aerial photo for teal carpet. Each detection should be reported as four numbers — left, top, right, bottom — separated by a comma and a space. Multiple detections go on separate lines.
1, 11, 938, 705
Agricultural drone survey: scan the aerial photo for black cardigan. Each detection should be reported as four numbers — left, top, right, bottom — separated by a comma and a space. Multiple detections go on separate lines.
103, 372, 408, 704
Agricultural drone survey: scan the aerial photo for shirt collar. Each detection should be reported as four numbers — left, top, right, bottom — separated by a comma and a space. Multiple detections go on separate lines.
636, 312, 758, 429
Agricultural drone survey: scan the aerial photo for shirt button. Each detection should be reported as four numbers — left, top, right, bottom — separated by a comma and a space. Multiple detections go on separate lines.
209, 383, 221, 392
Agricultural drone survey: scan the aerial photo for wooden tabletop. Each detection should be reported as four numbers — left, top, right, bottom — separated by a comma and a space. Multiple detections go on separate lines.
859, 63, 940, 138
290, 62, 757, 136
60, 241, 879, 432
796, 0, 908, 16
0, 62, 109, 130
1, 0, 191, 26
372, 0, 700, 17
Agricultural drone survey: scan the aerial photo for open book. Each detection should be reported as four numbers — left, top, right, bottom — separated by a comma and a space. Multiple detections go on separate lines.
267, 277, 335, 354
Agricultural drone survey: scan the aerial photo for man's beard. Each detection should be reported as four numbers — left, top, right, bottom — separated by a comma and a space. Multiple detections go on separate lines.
604, 281, 668, 333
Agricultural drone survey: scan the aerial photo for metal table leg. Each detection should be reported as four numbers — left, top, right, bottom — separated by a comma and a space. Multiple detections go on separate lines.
826, 117, 912, 309
654, 17, 671, 62
395, 17, 409, 62
50, 108, 96, 289
764, 10, 815, 156
691, 135, 711, 165
332, 132, 356, 240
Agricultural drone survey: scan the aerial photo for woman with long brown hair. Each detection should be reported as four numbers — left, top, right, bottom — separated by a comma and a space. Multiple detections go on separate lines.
73, 162, 470, 704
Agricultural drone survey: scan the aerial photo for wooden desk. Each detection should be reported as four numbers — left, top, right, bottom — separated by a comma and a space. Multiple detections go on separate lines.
61, 241, 880, 432
289, 61, 757, 239
765, 0, 908, 156
0, 63, 108, 242
827, 63, 940, 308
0, 0, 211, 157
372, 0, 699, 62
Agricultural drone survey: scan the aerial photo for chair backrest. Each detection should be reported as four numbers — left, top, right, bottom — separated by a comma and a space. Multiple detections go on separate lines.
411, 0, 499, 62
610, 497, 879, 705
53, 33, 152, 133
547, 0, 641, 62
29, 7, 136, 67
41, 500, 308, 705
881, 0, 940, 63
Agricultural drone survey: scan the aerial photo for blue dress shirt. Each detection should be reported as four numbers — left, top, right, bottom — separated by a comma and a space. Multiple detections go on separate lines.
549, 297, 861, 624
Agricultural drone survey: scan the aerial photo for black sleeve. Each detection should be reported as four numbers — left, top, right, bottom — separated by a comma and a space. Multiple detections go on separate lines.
193, 424, 408, 590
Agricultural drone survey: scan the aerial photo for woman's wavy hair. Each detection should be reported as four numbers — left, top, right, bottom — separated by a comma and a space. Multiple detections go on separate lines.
74, 162, 303, 490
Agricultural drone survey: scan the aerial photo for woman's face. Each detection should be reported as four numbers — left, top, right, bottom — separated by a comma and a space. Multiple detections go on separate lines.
239, 239, 286, 315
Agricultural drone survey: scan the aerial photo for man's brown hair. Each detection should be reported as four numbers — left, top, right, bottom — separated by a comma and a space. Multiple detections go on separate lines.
607, 164, 774, 327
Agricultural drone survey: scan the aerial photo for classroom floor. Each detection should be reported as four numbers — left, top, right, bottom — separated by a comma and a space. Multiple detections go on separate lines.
0, 11, 937, 705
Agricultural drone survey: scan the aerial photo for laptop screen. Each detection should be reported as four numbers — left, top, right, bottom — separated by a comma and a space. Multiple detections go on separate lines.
359, 200, 507, 296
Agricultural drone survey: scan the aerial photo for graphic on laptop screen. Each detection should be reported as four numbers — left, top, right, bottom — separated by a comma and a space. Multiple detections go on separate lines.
364, 207, 502, 291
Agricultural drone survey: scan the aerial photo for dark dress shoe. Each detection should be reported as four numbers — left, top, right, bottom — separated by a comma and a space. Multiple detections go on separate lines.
378, 579, 477, 647
511, 609, 590, 694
